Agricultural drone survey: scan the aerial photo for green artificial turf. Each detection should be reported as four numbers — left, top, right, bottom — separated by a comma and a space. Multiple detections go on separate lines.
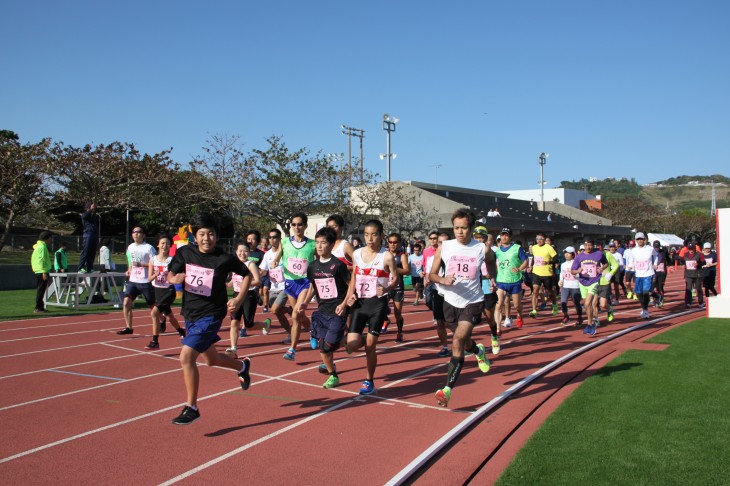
497, 318, 730, 485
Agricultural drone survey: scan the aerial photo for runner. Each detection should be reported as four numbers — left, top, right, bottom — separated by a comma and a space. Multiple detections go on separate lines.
383, 232, 409, 340
495, 227, 528, 331
296, 227, 351, 388
623, 240, 638, 300
424, 230, 451, 357
260, 228, 292, 342
166, 212, 252, 425
701, 242, 718, 298
528, 233, 559, 318
326, 214, 354, 270
343, 219, 398, 395
146, 233, 185, 350
430, 209, 491, 408
116, 226, 156, 335
274, 212, 316, 361
624, 232, 656, 319
408, 243, 424, 306
608, 242, 626, 305
682, 243, 705, 309
571, 238, 608, 335
226, 242, 263, 357
597, 243, 619, 324
558, 246, 582, 325
473, 226, 500, 355
650, 240, 668, 307
245, 230, 265, 265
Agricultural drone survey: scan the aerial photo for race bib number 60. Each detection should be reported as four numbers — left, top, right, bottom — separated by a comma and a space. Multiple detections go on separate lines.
287, 257, 308, 276
185, 264, 214, 297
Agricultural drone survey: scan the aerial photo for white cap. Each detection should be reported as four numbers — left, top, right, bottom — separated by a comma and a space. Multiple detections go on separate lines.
579, 244, 585, 250
635, 231, 646, 239
564, 246, 576, 253
703, 242, 712, 249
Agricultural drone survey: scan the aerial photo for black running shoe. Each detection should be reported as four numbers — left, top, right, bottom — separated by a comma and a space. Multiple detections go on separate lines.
145, 340, 159, 350
116, 328, 133, 335
171, 406, 200, 425
177, 327, 186, 338
238, 357, 251, 390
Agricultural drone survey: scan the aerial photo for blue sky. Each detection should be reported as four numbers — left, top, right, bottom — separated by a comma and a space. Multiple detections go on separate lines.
3, 1, 728, 190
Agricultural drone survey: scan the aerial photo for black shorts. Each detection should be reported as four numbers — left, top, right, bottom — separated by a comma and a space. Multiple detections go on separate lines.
443, 300, 484, 327
411, 276, 423, 286
154, 286, 176, 315
531, 274, 554, 290
124, 281, 154, 306
483, 292, 498, 310
349, 297, 389, 336
388, 289, 405, 303
625, 271, 636, 283
432, 292, 445, 321
597, 284, 612, 300
312, 311, 347, 351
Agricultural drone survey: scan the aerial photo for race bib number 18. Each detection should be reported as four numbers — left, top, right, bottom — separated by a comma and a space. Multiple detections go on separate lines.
185, 264, 214, 297
446, 256, 478, 280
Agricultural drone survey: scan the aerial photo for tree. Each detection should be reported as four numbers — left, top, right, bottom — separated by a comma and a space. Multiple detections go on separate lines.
0, 133, 52, 251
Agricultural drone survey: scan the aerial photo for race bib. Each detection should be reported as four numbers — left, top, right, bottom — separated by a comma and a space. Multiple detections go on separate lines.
185, 264, 214, 297
287, 257, 308, 276
231, 274, 243, 293
656, 263, 665, 272
356, 274, 378, 298
480, 262, 489, 278
534, 256, 545, 267
154, 266, 168, 286
581, 262, 597, 278
686, 260, 698, 270
269, 265, 284, 283
315, 277, 337, 300
705, 258, 713, 265
130, 265, 146, 282
635, 260, 650, 271
446, 256, 478, 280
562, 270, 576, 281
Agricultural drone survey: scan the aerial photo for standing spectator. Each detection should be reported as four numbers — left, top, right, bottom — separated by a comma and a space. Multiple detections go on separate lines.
54, 241, 68, 273
31, 231, 53, 313
78, 201, 100, 273
352, 236, 362, 249
99, 238, 116, 271
701, 243, 718, 298
493, 207, 502, 217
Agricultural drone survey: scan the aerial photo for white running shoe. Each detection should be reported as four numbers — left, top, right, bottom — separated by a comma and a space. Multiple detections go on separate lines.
503, 317, 513, 328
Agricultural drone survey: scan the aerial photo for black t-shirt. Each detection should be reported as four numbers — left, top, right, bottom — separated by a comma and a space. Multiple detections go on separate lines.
169, 245, 250, 322
702, 251, 717, 277
306, 257, 350, 316
248, 249, 265, 266
682, 252, 705, 279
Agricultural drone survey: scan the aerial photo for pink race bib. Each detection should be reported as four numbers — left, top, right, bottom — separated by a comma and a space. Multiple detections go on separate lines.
581, 262, 597, 278
356, 274, 377, 298
315, 277, 337, 300
480, 262, 489, 278
154, 266, 169, 286
446, 256, 478, 280
231, 274, 243, 293
185, 264, 214, 297
705, 258, 713, 265
656, 263, 665, 272
287, 257, 308, 276
269, 266, 284, 283
534, 256, 545, 267
130, 266, 146, 281
686, 260, 698, 270
562, 270, 576, 281
635, 260, 650, 271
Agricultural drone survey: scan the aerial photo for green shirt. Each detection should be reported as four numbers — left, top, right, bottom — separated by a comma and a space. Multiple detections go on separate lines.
496, 244, 524, 284
31, 241, 52, 274
54, 248, 68, 272
281, 237, 316, 280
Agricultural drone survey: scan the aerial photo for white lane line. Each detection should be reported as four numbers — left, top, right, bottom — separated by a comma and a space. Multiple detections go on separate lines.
46, 369, 125, 381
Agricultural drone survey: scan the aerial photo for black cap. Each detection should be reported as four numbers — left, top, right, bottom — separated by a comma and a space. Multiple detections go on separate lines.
653, 240, 661, 248
500, 227, 512, 235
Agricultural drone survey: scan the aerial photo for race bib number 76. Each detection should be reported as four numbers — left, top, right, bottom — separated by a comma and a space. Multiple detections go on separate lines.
185, 264, 214, 297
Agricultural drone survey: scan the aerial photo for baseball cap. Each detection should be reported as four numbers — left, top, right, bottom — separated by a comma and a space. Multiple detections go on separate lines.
628, 240, 636, 247
653, 240, 661, 248
564, 246, 576, 253
500, 227, 512, 235
608, 242, 616, 248
473, 226, 489, 236
635, 232, 646, 239
703, 242, 712, 249
579, 244, 585, 250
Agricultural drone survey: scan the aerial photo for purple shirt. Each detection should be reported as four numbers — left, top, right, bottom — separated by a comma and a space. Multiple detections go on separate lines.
571, 250, 608, 286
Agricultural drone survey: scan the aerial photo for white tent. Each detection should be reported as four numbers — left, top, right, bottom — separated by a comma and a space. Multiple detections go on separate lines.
647, 233, 684, 248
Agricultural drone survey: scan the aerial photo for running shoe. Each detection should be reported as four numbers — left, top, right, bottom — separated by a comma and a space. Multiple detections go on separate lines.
238, 357, 251, 390
584, 324, 597, 336
503, 317, 512, 328
263, 306, 269, 313
692, 289, 697, 298
395, 333, 404, 343
552, 304, 559, 316
491, 336, 500, 355
538, 302, 547, 311
172, 406, 200, 425
699, 303, 706, 310
435, 387, 451, 407
144, 340, 159, 350
381, 320, 390, 334
160, 316, 167, 334
359, 380, 375, 395
116, 328, 133, 335
239, 328, 247, 338
283, 348, 296, 361
413, 300, 420, 306
225, 347, 237, 358
607, 307, 614, 322
263, 318, 271, 335
323, 375, 340, 389
626, 291, 634, 299
576, 319, 584, 327
529, 309, 538, 318
643, 310, 651, 319
593, 317, 600, 327
657, 297, 664, 308
475, 344, 491, 373
310, 337, 318, 349
496, 327, 502, 337
632, 294, 639, 301
561, 316, 570, 325
177, 327, 187, 338
516, 317, 524, 329
437, 347, 451, 358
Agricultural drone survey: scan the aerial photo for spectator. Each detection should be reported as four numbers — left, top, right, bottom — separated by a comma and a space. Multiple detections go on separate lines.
493, 207, 502, 217
99, 238, 115, 271
352, 236, 362, 249
547, 212, 553, 222
31, 231, 53, 313
54, 241, 68, 273
78, 201, 100, 273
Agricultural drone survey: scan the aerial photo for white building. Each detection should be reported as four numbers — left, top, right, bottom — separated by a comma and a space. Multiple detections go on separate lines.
498, 188, 597, 209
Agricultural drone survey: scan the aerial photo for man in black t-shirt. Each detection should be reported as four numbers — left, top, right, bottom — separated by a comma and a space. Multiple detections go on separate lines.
166, 213, 253, 425
297, 227, 351, 389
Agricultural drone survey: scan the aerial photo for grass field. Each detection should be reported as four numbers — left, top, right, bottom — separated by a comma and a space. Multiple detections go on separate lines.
0, 250, 127, 265
497, 318, 730, 485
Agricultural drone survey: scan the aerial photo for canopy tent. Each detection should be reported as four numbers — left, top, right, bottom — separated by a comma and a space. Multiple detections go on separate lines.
647, 233, 684, 248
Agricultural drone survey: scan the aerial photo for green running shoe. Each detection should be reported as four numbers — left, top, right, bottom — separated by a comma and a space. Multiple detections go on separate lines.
491, 336, 501, 355
323, 375, 340, 389
608, 307, 614, 322
475, 343, 491, 373
435, 387, 451, 407
552, 304, 559, 316
529, 309, 538, 318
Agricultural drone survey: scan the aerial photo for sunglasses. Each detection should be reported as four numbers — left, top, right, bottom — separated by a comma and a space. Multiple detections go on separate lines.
387, 240, 400, 244
429, 237, 438, 240
268, 235, 280, 239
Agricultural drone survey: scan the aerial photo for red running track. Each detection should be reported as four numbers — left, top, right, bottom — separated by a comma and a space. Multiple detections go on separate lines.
0, 271, 704, 484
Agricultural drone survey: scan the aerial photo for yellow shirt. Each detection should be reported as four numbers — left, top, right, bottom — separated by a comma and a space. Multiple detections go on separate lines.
531, 244, 557, 277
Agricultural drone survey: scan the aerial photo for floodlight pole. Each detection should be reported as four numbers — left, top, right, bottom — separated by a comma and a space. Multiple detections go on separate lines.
538, 152, 548, 211
383, 115, 397, 182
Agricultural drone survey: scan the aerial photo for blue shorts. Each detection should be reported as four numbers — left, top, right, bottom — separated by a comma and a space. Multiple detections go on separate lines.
261, 274, 271, 289
125, 281, 155, 305
181, 315, 222, 353
634, 276, 654, 294
497, 281, 523, 295
311, 311, 347, 351
285, 278, 311, 300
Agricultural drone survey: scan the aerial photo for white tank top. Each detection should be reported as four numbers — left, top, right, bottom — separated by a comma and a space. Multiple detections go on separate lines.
151, 255, 172, 289
332, 240, 352, 266
353, 247, 390, 299
440, 239, 485, 307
